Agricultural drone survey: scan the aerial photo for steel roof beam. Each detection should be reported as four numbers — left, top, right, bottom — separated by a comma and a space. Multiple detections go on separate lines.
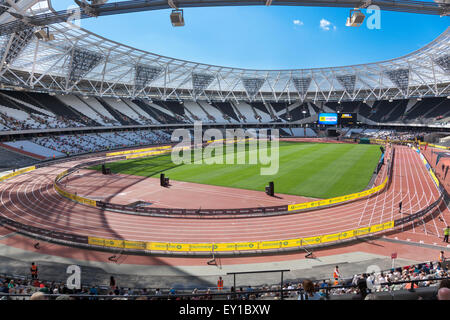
0, 0, 447, 36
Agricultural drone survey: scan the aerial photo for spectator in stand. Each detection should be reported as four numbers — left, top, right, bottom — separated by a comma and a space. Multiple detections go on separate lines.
437, 288, 450, 300
352, 276, 369, 300
299, 279, 322, 300
109, 276, 116, 291
439, 251, 446, 269
30, 292, 46, 300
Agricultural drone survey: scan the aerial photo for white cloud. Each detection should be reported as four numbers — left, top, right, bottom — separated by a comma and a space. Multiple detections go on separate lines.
293, 19, 304, 26
319, 18, 332, 31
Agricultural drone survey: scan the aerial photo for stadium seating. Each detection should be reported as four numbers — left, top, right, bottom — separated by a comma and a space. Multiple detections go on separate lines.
212, 102, 240, 122
183, 101, 212, 123
56, 95, 107, 126
21, 130, 172, 158
79, 96, 121, 126
4, 140, 65, 158
0, 147, 38, 169
233, 102, 259, 123
0, 260, 446, 301
0, 89, 448, 130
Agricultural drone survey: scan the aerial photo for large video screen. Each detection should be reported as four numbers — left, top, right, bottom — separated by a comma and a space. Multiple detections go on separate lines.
318, 113, 338, 125
339, 113, 357, 125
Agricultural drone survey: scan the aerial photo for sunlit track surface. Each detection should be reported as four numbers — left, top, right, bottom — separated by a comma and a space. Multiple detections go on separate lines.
0, 146, 442, 243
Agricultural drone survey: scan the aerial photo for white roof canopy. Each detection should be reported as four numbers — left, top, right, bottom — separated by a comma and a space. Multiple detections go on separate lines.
0, 0, 448, 103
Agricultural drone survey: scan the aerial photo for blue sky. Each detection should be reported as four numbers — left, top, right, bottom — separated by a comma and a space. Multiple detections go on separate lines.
52, 1, 449, 69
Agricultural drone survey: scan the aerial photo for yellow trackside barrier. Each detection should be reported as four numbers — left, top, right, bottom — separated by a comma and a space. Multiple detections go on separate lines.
88, 220, 395, 253
234, 242, 258, 251
429, 170, 439, 187
215, 243, 239, 252
54, 184, 97, 207
125, 149, 172, 160
55, 170, 68, 180
168, 243, 190, 252
147, 242, 169, 251
370, 223, 386, 233
259, 241, 283, 250
124, 240, 146, 250
354, 226, 371, 237
103, 239, 124, 248
288, 176, 389, 212
88, 237, 105, 246
416, 148, 440, 188
321, 233, 341, 243
339, 231, 353, 240
302, 236, 322, 246
0, 166, 35, 182
106, 145, 172, 157
280, 239, 302, 248
288, 202, 311, 211
189, 243, 215, 252
418, 142, 450, 150
383, 221, 395, 230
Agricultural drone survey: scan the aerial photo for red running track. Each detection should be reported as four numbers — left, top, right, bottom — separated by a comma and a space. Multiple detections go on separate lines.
0, 145, 442, 244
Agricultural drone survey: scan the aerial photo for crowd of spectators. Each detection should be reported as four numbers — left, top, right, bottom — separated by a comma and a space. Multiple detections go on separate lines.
0, 110, 86, 131
30, 130, 172, 156
1, 260, 448, 301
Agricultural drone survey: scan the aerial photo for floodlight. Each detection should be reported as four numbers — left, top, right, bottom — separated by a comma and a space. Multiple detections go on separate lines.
170, 9, 185, 27
346, 9, 365, 27
34, 28, 55, 41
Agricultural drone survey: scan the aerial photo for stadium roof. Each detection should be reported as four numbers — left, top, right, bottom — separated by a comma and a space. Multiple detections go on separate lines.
0, 0, 448, 103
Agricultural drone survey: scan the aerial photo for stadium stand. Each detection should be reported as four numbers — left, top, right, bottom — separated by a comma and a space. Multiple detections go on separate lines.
56, 95, 107, 126
198, 101, 229, 123
183, 101, 212, 123
212, 102, 240, 122
0, 260, 447, 301
96, 98, 139, 126
20, 130, 172, 157
157, 100, 192, 123
3, 140, 64, 158
78, 96, 121, 126
0, 147, 38, 169
0, 91, 448, 130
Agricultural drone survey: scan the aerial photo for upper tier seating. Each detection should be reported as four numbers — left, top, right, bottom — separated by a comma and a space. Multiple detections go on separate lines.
156, 100, 191, 123
80, 96, 121, 126
0, 89, 447, 131
56, 95, 107, 126
183, 101, 211, 122
96, 98, 139, 126
233, 102, 258, 123
212, 102, 240, 123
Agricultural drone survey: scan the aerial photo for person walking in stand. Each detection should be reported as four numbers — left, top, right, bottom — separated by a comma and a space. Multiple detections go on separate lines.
333, 266, 341, 286
399, 201, 403, 213
217, 276, 224, 291
30, 262, 38, 280
444, 226, 449, 243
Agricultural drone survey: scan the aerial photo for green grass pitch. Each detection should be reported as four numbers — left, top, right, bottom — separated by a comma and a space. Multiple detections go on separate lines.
89, 141, 381, 199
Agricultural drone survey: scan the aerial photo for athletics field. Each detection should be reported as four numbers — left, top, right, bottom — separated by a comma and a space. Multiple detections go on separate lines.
90, 141, 381, 199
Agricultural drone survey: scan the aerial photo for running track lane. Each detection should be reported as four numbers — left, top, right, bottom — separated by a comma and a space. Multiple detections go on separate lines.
0, 146, 441, 243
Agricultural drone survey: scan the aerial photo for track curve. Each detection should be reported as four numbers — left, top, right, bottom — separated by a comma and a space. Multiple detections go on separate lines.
0, 145, 441, 245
